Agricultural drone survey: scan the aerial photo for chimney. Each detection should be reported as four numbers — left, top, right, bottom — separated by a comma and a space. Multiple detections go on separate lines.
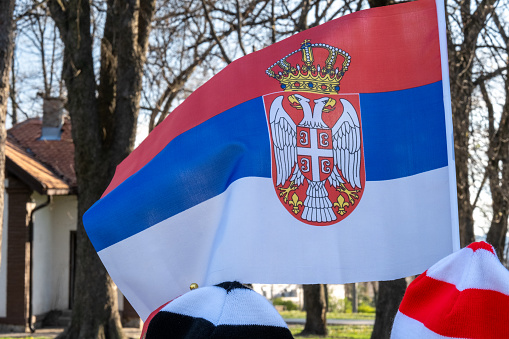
41, 97, 66, 140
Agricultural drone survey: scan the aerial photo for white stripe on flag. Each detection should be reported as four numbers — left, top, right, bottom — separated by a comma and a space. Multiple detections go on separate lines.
436, 0, 459, 251
99, 167, 454, 320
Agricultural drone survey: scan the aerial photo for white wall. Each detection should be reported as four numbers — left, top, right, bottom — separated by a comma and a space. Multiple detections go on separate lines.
0, 186, 9, 317
32, 193, 77, 315
31, 193, 126, 316
50, 195, 77, 311
32, 193, 53, 316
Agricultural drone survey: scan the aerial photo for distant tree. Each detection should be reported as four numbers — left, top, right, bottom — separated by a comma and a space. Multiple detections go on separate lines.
48, 0, 156, 336
143, 0, 218, 132
447, 0, 498, 247
482, 69, 509, 260
301, 284, 327, 336
370, 278, 406, 339
7, 0, 64, 125
474, 11, 509, 262
0, 0, 16, 266
8, 40, 17, 125
344, 283, 358, 313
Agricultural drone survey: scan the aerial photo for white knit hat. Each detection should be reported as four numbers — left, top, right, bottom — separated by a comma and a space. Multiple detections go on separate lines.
142, 281, 294, 339
391, 241, 509, 339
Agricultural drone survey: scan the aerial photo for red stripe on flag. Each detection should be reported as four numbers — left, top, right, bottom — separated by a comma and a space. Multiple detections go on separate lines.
467, 241, 495, 254
399, 273, 509, 339
102, 0, 442, 198
139, 298, 175, 339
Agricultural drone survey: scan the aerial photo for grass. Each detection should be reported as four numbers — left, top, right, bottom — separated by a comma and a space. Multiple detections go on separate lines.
0, 312, 373, 339
289, 324, 373, 339
0, 328, 373, 339
280, 310, 375, 320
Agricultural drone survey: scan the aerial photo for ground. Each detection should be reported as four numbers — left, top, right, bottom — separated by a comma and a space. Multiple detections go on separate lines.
0, 313, 375, 339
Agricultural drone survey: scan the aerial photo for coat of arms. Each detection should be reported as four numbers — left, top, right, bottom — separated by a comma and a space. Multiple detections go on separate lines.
265, 40, 365, 225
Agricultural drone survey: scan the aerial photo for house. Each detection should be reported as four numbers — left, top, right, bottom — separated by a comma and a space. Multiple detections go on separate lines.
0, 98, 139, 332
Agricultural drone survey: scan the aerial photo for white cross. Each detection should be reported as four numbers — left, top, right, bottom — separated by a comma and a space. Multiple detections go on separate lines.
297, 128, 333, 182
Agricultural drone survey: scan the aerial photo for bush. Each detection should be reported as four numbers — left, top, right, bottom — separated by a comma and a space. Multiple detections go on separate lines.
342, 298, 353, 313
328, 297, 352, 313
358, 303, 376, 313
272, 297, 299, 311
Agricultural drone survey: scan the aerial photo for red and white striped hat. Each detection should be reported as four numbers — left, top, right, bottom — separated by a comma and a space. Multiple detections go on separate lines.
391, 241, 509, 339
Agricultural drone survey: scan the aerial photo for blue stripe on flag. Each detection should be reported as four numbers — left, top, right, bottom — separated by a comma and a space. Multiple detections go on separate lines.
361, 81, 448, 181
85, 97, 272, 252
84, 81, 448, 251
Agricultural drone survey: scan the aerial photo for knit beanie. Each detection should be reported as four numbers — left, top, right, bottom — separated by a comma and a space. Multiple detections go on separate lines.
143, 281, 294, 339
391, 241, 509, 339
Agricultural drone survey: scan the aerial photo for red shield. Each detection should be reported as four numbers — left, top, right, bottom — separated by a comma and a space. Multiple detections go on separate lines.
296, 127, 334, 182
264, 91, 366, 226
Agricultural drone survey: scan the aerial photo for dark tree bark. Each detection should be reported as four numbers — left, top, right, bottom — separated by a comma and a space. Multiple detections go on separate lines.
447, 0, 498, 247
351, 283, 357, 313
48, 0, 155, 336
0, 0, 16, 267
370, 278, 407, 339
344, 283, 358, 313
480, 14, 509, 262
483, 69, 509, 261
300, 284, 327, 336
367, 0, 395, 8
9, 43, 16, 125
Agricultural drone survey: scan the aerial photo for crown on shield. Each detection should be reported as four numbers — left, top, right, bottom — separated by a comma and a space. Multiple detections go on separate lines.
266, 40, 351, 94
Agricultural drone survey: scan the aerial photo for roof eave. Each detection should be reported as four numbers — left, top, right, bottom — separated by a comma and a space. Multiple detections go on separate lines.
5, 157, 75, 196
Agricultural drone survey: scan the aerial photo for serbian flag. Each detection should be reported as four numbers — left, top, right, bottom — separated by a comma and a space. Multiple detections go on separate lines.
84, 0, 459, 321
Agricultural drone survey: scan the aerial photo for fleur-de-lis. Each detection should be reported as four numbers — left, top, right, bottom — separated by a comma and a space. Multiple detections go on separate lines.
333, 195, 349, 215
278, 181, 298, 203
289, 193, 303, 214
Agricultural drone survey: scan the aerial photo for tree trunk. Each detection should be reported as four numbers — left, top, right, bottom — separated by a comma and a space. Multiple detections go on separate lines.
450, 52, 476, 247
351, 283, 357, 313
484, 71, 509, 263
370, 279, 407, 339
9, 42, 16, 125
300, 284, 327, 336
487, 187, 509, 261
49, 0, 125, 337
447, 0, 498, 248
0, 0, 16, 267
48, 0, 155, 336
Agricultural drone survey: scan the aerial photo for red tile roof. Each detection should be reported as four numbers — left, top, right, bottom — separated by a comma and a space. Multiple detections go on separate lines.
6, 117, 76, 195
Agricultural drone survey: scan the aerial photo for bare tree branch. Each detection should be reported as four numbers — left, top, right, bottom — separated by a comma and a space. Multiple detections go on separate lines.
201, 0, 232, 64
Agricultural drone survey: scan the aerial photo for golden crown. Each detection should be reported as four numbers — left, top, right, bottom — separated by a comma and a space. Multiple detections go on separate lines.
266, 40, 350, 94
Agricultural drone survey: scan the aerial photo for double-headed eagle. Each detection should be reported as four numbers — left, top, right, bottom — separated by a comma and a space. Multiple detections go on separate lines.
269, 93, 362, 222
